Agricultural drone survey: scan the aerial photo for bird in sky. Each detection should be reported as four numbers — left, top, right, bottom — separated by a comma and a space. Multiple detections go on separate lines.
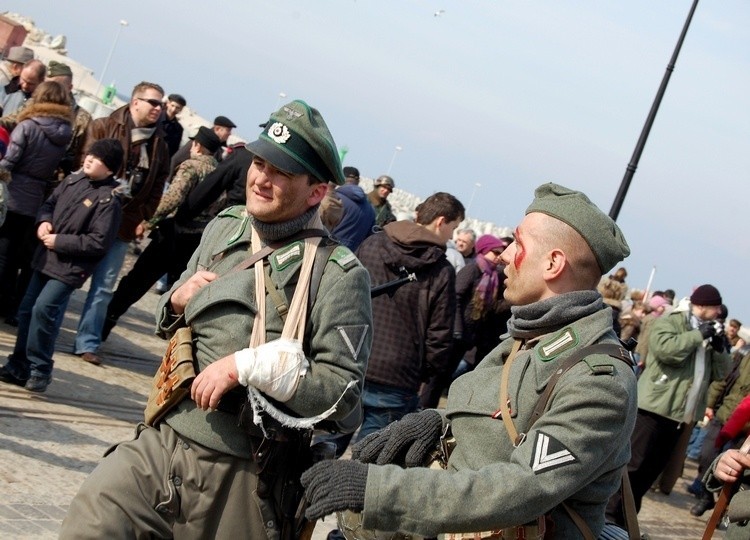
434, 10, 445, 17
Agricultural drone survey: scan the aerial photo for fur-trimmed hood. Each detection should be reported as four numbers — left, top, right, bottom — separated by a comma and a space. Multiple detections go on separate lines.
16, 101, 73, 125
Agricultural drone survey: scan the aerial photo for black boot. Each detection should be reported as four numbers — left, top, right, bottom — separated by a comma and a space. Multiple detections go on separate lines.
101, 314, 118, 342
690, 491, 715, 517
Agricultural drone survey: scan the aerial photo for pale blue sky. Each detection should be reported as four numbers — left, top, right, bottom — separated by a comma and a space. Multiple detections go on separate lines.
6, 1, 750, 322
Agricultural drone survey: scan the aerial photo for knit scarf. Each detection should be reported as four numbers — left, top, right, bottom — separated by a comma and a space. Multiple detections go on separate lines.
471, 255, 499, 320
507, 290, 603, 340
131, 126, 156, 169
252, 204, 320, 243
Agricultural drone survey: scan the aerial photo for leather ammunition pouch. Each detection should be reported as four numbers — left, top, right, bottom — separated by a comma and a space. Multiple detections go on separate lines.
144, 327, 196, 426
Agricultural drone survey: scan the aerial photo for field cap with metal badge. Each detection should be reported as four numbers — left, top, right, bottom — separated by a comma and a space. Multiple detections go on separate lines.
526, 182, 630, 274
246, 99, 345, 185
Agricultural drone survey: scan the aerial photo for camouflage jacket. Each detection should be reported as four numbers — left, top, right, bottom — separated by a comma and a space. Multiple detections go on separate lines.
147, 152, 217, 233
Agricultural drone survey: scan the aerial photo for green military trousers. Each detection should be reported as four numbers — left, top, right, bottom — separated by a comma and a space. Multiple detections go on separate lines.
60, 422, 279, 539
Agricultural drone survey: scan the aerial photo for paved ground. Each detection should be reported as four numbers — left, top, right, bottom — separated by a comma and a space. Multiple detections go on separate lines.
0, 257, 726, 538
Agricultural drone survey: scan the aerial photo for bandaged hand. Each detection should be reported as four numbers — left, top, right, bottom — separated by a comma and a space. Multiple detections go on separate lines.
301, 460, 367, 520
234, 338, 309, 402
352, 409, 444, 467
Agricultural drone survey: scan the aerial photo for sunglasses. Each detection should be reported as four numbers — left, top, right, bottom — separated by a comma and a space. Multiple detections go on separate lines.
136, 97, 163, 108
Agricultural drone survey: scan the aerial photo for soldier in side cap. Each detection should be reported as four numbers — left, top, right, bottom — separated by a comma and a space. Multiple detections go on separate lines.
60, 100, 372, 540
302, 182, 639, 539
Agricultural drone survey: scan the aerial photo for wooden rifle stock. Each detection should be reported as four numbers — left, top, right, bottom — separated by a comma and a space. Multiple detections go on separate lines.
702, 434, 750, 539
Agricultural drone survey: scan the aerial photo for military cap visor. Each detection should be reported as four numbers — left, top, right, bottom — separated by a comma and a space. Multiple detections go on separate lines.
245, 138, 309, 177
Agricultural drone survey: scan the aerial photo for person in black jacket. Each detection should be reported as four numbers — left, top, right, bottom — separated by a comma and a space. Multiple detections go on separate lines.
0, 139, 123, 393
420, 235, 511, 407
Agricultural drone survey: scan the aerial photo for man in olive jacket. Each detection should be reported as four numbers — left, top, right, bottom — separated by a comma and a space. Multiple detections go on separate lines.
607, 284, 732, 525
302, 183, 637, 539
61, 100, 373, 539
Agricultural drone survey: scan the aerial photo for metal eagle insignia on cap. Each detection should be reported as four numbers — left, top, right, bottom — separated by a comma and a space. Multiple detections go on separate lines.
268, 122, 291, 144
282, 106, 303, 120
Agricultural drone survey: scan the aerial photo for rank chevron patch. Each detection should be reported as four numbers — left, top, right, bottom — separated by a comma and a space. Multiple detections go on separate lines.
530, 431, 577, 474
336, 325, 369, 360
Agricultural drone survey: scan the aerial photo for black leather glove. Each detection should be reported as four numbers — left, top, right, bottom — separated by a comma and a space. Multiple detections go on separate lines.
352, 409, 444, 467
301, 460, 367, 521
698, 322, 716, 339
711, 334, 728, 353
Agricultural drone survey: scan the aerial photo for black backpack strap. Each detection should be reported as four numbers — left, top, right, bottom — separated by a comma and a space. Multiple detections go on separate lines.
528, 343, 633, 430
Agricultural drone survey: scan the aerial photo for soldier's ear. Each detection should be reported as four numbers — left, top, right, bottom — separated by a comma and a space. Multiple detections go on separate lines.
543, 248, 567, 281
307, 181, 328, 207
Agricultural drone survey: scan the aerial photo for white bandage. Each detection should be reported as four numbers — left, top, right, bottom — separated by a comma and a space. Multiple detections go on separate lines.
234, 338, 309, 402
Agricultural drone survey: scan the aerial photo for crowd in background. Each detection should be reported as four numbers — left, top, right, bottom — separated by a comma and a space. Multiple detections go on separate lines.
2, 44, 750, 538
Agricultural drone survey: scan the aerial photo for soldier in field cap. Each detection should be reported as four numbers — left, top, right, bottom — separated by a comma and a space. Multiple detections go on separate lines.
302, 182, 639, 539
61, 100, 372, 539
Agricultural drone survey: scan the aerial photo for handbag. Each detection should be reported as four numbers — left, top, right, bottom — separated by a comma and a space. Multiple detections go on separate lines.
144, 327, 196, 426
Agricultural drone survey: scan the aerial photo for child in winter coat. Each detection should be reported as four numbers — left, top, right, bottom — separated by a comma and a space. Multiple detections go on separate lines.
0, 139, 124, 392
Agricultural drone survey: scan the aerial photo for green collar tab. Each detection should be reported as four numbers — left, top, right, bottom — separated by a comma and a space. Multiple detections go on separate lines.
272, 241, 304, 272
536, 327, 579, 362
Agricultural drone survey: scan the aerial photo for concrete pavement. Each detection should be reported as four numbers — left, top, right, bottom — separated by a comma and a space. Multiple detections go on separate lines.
0, 258, 725, 538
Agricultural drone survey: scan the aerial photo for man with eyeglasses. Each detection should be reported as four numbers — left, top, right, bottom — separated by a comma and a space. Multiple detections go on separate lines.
368, 174, 396, 227
72, 81, 170, 366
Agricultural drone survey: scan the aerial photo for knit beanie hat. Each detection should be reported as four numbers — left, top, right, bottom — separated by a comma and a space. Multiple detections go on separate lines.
690, 284, 722, 307
648, 295, 671, 312
475, 235, 508, 255
0, 127, 9, 158
87, 138, 124, 174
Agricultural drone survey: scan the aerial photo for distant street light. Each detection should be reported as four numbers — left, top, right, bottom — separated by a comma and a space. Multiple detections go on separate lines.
466, 182, 482, 216
387, 145, 402, 175
275, 92, 287, 109
95, 19, 128, 102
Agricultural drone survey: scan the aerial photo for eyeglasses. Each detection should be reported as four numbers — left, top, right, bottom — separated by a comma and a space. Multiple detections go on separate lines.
136, 97, 163, 108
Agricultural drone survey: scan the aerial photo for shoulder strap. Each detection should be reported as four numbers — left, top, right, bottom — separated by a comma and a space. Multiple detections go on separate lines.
532, 342, 638, 540
308, 240, 338, 313
528, 343, 633, 428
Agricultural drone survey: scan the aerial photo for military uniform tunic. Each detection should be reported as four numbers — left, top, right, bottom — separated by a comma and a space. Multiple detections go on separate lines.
362, 308, 637, 539
61, 207, 373, 539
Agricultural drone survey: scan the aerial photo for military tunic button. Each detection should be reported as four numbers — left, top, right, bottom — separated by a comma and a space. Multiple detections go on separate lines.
182, 441, 190, 450
267, 520, 274, 528
173, 476, 182, 487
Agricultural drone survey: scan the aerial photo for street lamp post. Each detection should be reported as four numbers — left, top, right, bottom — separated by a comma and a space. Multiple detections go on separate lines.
387, 145, 402, 175
95, 19, 128, 101
466, 182, 482, 216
